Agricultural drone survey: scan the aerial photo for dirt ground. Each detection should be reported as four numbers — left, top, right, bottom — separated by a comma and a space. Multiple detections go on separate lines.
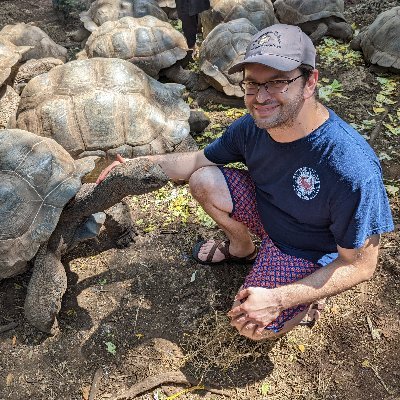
0, 1, 399, 399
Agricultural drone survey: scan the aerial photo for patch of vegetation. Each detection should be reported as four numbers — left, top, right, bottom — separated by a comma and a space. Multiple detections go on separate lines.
350, 76, 399, 141
128, 182, 216, 232
52, 0, 86, 14
318, 78, 347, 102
195, 123, 225, 149
316, 37, 363, 68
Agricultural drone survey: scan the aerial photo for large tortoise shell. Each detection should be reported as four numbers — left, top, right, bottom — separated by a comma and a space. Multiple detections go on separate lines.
16, 58, 190, 159
82, 16, 187, 77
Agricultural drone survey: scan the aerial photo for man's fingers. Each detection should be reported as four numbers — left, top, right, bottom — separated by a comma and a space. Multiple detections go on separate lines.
116, 154, 126, 163
96, 163, 117, 184
255, 325, 268, 335
230, 313, 247, 330
234, 288, 250, 301
227, 305, 244, 317
95, 157, 124, 184
241, 321, 257, 334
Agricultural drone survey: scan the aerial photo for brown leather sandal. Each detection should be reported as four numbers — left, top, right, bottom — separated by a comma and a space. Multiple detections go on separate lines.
299, 299, 326, 328
192, 239, 258, 265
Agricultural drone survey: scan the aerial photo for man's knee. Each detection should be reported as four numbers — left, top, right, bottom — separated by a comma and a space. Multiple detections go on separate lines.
189, 166, 224, 200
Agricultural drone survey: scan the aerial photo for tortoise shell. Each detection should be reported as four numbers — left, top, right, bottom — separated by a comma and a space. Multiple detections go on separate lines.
16, 58, 190, 159
199, 18, 258, 97
274, 0, 347, 25
80, 0, 168, 32
352, 7, 400, 71
0, 129, 91, 278
200, 0, 277, 38
82, 16, 187, 77
0, 23, 67, 63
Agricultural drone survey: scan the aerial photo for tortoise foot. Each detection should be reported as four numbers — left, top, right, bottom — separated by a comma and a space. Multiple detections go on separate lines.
24, 246, 67, 335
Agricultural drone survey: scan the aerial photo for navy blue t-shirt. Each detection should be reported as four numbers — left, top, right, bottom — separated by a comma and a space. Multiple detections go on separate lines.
204, 108, 394, 264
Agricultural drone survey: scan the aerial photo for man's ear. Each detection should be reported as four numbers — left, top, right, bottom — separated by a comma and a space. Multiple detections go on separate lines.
304, 69, 319, 99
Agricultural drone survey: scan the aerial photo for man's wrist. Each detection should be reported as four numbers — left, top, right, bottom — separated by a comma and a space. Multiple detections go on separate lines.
270, 287, 286, 312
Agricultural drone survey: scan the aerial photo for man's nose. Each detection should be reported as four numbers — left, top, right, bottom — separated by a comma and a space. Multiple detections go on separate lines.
256, 85, 272, 102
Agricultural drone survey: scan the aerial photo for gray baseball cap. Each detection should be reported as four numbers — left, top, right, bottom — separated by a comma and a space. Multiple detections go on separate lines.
228, 24, 316, 74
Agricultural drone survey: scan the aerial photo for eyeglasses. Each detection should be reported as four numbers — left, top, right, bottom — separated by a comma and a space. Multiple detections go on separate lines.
239, 74, 305, 95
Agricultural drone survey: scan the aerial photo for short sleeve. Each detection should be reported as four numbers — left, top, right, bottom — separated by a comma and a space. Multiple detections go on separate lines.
330, 174, 394, 249
204, 116, 248, 164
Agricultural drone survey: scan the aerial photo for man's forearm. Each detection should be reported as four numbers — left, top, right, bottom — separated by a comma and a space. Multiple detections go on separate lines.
277, 257, 375, 310
144, 150, 216, 182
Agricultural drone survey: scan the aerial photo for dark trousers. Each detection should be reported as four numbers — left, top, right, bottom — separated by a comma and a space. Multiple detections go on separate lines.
177, 10, 198, 48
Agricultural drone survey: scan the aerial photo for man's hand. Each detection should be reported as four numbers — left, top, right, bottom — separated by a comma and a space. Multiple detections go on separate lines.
96, 154, 126, 184
228, 287, 284, 336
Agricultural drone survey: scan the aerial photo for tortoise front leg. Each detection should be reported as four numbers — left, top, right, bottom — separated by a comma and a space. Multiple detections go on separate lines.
24, 244, 66, 335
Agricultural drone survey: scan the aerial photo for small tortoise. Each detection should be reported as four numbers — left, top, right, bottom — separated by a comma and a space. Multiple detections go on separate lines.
79, 16, 188, 78
80, 0, 168, 33
0, 128, 168, 334
350, 7, 400, 73
0, 23, 67, 62
16, 58, 193, 171
200, 0, 277, 39
274, 0, 352, 43
199, 18, 258, 98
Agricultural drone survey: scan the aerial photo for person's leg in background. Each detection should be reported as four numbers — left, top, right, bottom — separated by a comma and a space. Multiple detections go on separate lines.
177, 11, 198, 50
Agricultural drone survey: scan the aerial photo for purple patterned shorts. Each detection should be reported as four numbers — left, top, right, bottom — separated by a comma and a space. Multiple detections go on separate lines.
221, 167, 322, 332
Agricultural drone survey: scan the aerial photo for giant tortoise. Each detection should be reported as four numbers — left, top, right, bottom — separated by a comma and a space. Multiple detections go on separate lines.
80, 0, 168, 33
200, 0, 277, 39
274, 0, 352, 43
79, 16, 188, 78
16, 58, 194, 174
0, 128, 168, 334
199, 18, 258, 98
350, 7, 400, 73
0, 23, 67, 62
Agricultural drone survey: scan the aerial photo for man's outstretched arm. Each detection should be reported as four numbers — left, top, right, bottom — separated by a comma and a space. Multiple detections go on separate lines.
229, 234, 380, 335
96, 150, 217, 184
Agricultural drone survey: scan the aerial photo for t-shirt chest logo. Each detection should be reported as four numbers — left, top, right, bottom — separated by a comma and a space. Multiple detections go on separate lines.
293, 167, 320, 200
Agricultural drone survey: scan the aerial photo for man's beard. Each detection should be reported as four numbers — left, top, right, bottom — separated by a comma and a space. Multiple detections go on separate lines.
246, 90, 305, 130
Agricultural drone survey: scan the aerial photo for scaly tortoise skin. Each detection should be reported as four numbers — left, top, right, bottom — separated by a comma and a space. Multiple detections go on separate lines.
0, 128, 169, 334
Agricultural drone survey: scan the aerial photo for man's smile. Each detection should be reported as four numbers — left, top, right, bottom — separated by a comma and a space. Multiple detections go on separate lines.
253, 103, 280, 116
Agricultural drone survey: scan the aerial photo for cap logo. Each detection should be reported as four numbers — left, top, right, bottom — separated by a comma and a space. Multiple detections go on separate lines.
252, 31, 282, 52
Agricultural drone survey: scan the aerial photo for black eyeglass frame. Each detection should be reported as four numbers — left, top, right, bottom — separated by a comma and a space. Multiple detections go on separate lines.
239, 74, 305, 95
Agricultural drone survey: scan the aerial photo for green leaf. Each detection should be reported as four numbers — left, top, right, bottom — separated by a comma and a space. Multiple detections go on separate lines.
105, 341, 116, 355
378, 152, 392, 161
385, 184, 399, 197
260, 382, 270, 396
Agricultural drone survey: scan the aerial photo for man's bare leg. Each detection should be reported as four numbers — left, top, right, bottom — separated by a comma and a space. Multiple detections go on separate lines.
189, 166, 256, 263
